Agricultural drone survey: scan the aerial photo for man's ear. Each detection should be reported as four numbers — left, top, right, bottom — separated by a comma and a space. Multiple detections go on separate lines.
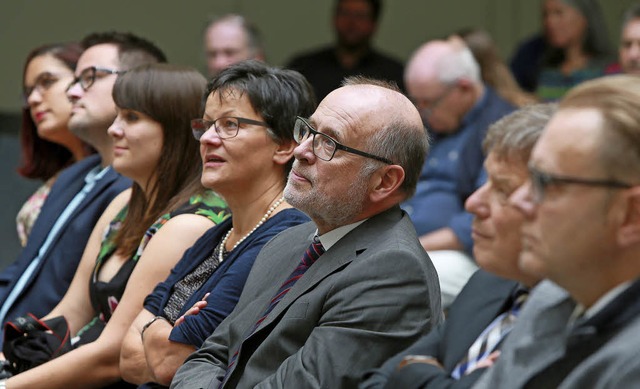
369, 165, 405, 203
617, 187, 640, 247
273, 139, 296, 166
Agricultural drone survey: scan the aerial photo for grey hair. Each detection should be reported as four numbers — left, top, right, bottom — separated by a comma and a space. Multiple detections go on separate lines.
435, 45, 481, 85
342, 75, 429, 198
483, 103, 558, 163
363, 117, 429, 198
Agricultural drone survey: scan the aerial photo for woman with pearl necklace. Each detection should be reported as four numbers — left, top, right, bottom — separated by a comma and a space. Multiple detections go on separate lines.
119, 60, 316, 388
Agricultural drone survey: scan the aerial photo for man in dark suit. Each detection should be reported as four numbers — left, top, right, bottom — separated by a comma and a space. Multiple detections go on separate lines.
171, 77, 441, 388
474, 75, 640, 388
0, 32, 166, 341
360, 103, 555, 389
286, 0, 404, 101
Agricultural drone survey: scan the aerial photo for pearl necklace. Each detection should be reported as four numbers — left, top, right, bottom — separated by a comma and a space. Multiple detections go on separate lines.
219, 195, 286, 263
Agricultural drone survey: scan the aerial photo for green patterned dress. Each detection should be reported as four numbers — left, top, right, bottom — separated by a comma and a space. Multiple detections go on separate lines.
74, 190, 229, 345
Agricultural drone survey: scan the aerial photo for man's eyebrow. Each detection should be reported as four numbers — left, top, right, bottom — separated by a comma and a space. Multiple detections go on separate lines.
308, 118, 338, 138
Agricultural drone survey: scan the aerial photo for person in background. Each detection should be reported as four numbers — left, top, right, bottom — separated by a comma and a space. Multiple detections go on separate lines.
1, 63, 229, 388
286, 0, 404, 101
509, 32, 547, 93
17, 42, 93, 247
510, 0, 615, 100
120, 60, 314, 388
530, 0, 614, 101
202, 14, 264, 77
402, 39, 514, 308
475, 75, 640, 388
611, 2, 640, 75
0, 31, 164, 340
360, 103, 555, 389
451, 29, 538, 107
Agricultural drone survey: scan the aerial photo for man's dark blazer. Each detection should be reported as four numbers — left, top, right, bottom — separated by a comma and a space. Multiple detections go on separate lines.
171, 206, 442, 389
0, 155, 130, 344
475, 279, 640, 388
360, 270, 520, 389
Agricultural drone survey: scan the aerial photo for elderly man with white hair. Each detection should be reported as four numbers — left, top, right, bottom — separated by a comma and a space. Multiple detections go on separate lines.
401, 40, 514, 307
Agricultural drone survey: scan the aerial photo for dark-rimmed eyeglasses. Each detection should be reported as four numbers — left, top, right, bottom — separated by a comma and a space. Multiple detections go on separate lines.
293, 116, 393, 165
413, 83, 456, 118
66, 67, 124, 92
529, 165, 632, 203
191, 117, 270, 140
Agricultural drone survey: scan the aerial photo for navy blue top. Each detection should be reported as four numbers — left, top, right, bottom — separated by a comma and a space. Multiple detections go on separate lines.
143, 208, 309, 347
509, 34, 547, 92
0, 155, 130, 347
401, 88, 514, 254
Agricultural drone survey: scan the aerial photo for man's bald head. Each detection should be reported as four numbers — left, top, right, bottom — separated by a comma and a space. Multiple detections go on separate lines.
405, 40, 481, 87
338, 77, 428, 197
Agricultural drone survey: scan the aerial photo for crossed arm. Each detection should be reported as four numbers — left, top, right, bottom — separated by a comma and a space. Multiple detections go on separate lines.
5, 201, 214, 388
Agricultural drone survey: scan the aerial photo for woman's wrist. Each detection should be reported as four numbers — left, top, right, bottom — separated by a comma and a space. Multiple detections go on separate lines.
140, 316, 168, 342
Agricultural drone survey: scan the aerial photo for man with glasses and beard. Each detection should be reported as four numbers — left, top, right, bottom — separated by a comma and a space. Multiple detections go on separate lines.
0, 32, 165, 344
171, 77, 442, 389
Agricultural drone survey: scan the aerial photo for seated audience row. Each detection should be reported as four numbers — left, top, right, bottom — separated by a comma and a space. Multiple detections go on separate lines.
0, 32, 156, 341
5, 2, 640, 387
2, 42, 229, 387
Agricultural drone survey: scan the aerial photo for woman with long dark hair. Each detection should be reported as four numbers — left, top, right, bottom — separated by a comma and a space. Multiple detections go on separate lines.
17, 42, 93, 246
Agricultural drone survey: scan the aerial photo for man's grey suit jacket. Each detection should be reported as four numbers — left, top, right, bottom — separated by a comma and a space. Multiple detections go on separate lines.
474, 279, 640, 389
171, 206, 442, 389
360, 270, 520, 389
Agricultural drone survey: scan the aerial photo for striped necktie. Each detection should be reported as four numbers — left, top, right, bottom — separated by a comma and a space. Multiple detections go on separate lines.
220, 238, 325, 388
451, 288, 529, 379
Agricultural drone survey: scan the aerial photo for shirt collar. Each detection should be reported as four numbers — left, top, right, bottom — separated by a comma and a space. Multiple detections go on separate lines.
315, 219, 368, 250
569, 280, 632, 326
85, 165, 111, 185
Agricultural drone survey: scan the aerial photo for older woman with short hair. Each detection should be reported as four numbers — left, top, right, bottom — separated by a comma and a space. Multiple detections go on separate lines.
120, 60, 316, 388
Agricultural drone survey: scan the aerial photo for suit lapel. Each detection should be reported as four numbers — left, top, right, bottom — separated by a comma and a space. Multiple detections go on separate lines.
443, 273, 520, 368
39, 167, 117, 257
20, 156, 101, 260
259, 234, 357, 328
511, 282, 575, 383
251, 209, 398, 334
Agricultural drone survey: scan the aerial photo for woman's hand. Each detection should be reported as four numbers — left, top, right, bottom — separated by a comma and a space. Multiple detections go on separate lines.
174, 292, 210, 327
